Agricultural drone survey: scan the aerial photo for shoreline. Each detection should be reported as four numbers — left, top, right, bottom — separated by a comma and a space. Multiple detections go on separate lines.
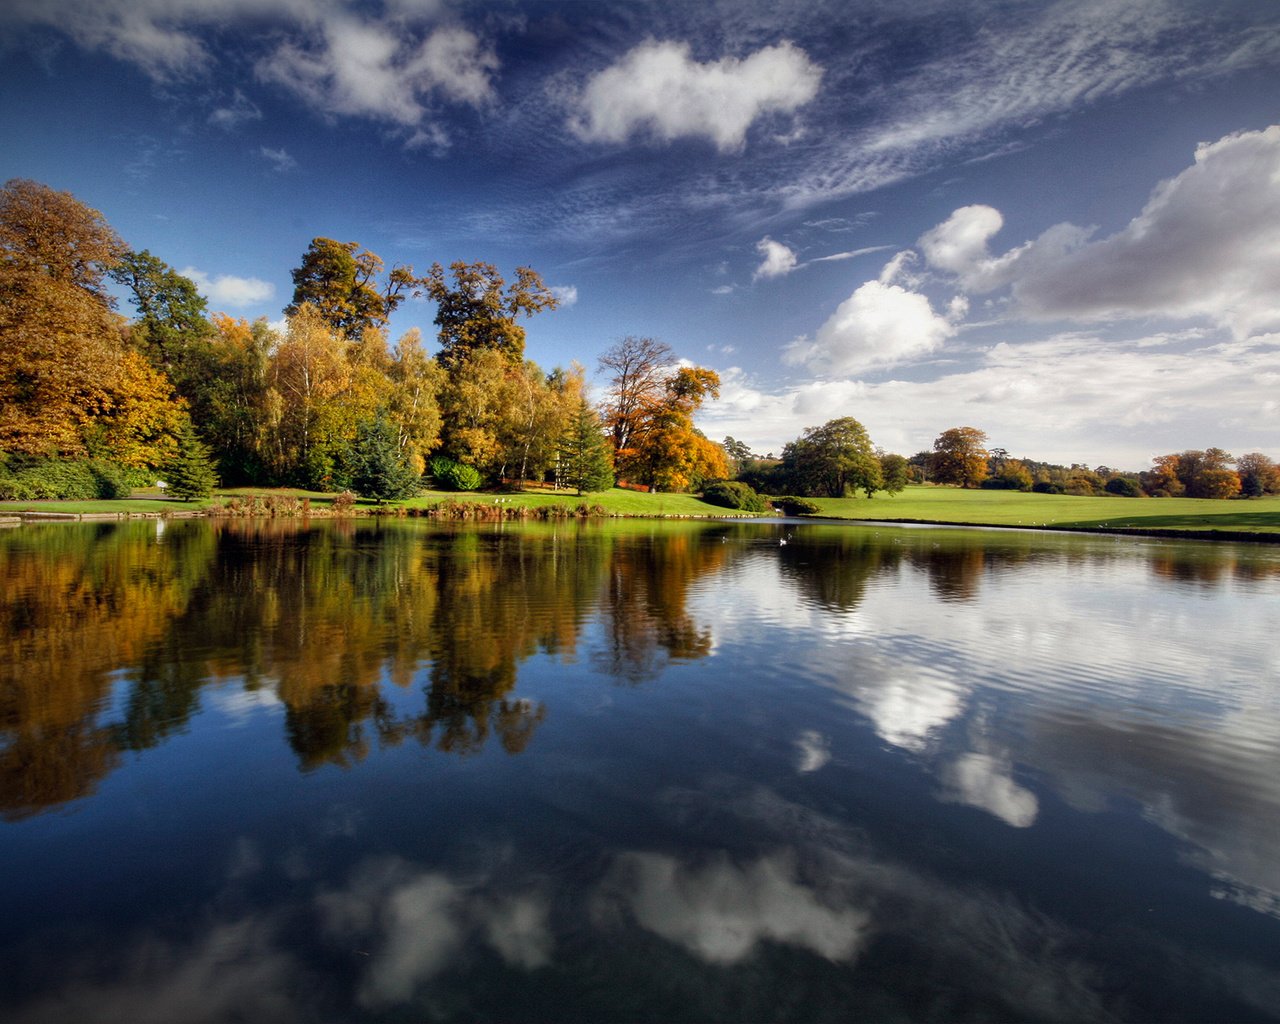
4, 505, 1278, 543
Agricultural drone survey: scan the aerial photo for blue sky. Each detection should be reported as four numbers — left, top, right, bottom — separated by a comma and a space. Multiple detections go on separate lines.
3, 0, 1279, 468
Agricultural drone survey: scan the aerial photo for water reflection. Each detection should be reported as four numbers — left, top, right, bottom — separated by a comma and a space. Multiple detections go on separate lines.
2, 519, 1280, 1021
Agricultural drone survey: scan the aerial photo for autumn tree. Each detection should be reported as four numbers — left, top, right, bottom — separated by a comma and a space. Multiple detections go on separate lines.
285, 238, 417, 336
598, 336, 675, 455
1237, 452, 1280, 497
0, 179, 184, 469
782, 417, 882, 498
611, 365, 727, 491
932, 427, 990, 488
422, 261, 559, 369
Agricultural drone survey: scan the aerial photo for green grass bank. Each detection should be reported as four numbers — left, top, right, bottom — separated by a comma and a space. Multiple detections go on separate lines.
3, 484, 1278, 538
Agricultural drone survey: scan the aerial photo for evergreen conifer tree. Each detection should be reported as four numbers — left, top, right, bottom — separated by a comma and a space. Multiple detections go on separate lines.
166, 421, 217, 501
348, 415, 420, 502
559, 399, 614, 495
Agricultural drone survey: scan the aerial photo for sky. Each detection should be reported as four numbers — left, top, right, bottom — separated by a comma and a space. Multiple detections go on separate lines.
2, 0, 1279, 469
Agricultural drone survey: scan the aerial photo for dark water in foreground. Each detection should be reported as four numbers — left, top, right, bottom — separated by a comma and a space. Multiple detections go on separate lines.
2, 517, 1278, 1022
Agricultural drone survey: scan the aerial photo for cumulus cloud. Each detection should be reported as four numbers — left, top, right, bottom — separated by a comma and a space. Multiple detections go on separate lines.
919, 127, 1280, 338
941, 752, 1039, 828
257, 19, 497, 128
570, 39, 822, 152
597, 851, 867, 964
181, 266, 275, 307
550, 284, 578, 307
795, 729, 831, 773
783, 254, 956, 375
753, 236, 797, 280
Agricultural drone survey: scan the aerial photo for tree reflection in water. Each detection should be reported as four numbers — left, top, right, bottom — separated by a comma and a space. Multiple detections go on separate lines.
4, 518, 1278, 818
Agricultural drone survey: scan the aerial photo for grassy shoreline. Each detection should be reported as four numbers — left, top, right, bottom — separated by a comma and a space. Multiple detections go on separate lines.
3, 485, 1278, 540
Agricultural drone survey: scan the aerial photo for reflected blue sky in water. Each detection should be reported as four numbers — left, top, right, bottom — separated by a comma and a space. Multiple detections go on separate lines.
1, 520, 1278, 1021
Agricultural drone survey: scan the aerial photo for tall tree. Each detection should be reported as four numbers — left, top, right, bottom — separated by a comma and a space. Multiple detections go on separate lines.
0, 179, 184, 467
1237, 452, 1280, 496
559, 397, 615, 494
165, 420, 217, 500
110, 250, 211, 371
422, 261, 559, 369
782, 417, 882, 498
347, 415, 421, 503
931, 427, 990, 488
598, 336, 674, 455
285, 238, 416, 337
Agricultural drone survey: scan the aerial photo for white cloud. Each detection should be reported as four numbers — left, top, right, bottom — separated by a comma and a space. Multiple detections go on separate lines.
783, 255, 956, 375
181, 266, 275, 308
257, 18, 497, 130
550, 284, 578, 307
598, 851, 867, 964
701, 328, 1280, 468
570, 39, 822, 152
942, 752, 1039, 828
919, 126, 1280, 339
257, 145, 297, 172
795, 729, 831, 773
208, 88, 262, 131
753, 236, 797, 280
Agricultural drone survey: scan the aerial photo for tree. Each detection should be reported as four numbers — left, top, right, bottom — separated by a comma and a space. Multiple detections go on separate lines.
598, 336, 674, 455
1237, 452, 1280, 496
166, 421, 217, 500
422, 261, 559, 369
0, 178, 124, 296
347, 415, 421, 503
722, 436, 753, 476
559, 397, 614, 494
0, 179, 185, 467
932, 427, 989, 488
110, 250, 211, 371
285, 238, 416, 337
782, 417, 882, 498
878, 452, 910, 494
612, 364, 727, 491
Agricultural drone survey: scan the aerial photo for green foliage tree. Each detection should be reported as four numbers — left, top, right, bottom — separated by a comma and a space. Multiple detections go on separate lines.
931, 427, 990, 488
285, 238, 416, 337
423, 261, 559, 370
782, 417, 882, 498
558, 397, 614, 494
347, 415, 420, 503
166, 421, 217, 500
110, 250, 211, 371
878, 452, 910, 494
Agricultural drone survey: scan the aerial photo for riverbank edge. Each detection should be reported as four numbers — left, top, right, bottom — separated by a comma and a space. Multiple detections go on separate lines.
3, 506, 1279, 543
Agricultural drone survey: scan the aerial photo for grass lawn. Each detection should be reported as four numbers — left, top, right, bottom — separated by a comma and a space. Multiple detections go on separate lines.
400, 487, 735, 517
806, 486, 1280, 535
5, 483, 1277, 537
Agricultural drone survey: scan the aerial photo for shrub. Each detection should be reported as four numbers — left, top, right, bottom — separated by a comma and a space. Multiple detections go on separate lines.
702, 480, 769, 513
1105, 477, 1142, 497
0, 457, 132, 500
332, 490, 357, 514
772, 495, 821, 516
428, 456, 483, 492
1032, 481, 1064, 495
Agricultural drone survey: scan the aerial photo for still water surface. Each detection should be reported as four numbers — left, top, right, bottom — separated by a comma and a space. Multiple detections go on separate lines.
1, 518, 1278, 1022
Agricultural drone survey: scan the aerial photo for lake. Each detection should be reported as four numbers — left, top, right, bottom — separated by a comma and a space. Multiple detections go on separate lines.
2, 517, 1278, 1022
